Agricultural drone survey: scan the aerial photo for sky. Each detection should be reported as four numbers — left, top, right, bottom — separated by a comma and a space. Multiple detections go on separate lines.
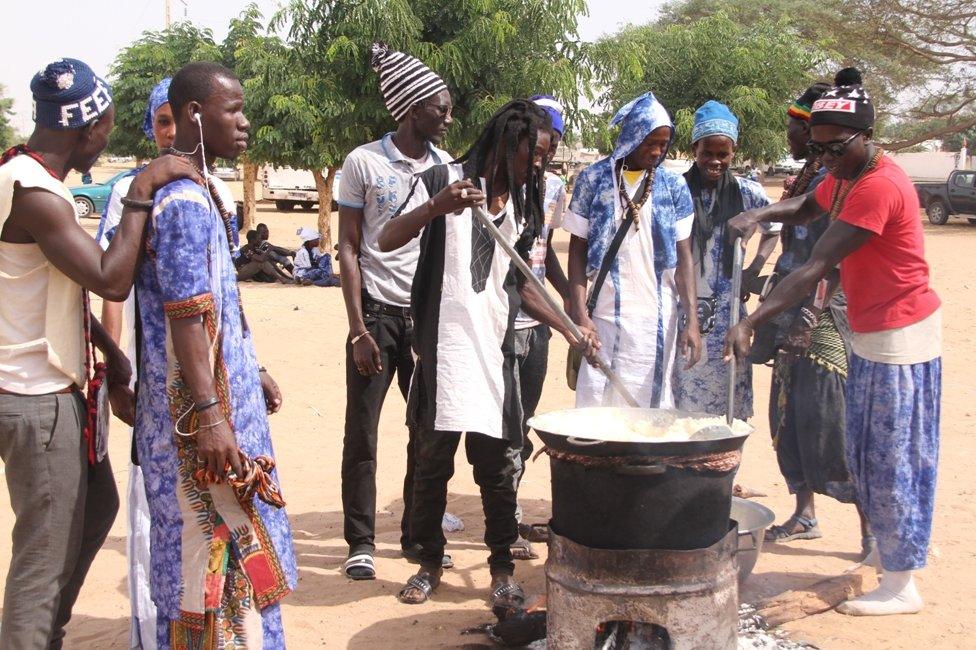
2, 0, 666, 134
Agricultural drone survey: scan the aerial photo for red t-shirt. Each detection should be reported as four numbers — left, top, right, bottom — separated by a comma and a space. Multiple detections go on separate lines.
814, 156, 940, 332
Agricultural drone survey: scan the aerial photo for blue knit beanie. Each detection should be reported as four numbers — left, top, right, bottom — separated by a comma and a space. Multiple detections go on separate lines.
691, 100, 738, 144
530, 94, 564, 136
31, 58, 113, 130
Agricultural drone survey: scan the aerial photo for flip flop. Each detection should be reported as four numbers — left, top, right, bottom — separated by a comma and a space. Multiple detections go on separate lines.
343, 553, 375, 581
764, 515, 822, 542
397, 571, 439, 605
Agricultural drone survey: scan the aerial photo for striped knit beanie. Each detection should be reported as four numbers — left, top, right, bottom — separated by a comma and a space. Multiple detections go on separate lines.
787, 82, 831, 122
31, 58, 112, 130
369, 42, 448, 122
810, 68, 875, 131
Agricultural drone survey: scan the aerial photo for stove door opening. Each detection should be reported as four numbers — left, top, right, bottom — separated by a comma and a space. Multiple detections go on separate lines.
594, 620, 672, 649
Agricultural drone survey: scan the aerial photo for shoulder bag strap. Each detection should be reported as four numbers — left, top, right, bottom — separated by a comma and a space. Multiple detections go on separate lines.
585, 171, 650, 315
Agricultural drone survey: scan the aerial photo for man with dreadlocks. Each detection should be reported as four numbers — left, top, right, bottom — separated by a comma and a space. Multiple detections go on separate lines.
133, 62, 296, 647
378, 99, 596, 609
564, 91, 701, 410
726, 68, 941, 616
756, 75, 871, 556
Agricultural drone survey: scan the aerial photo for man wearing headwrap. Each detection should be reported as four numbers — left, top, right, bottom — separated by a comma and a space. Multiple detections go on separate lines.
726, 68, 942, 617
336, 43, 454, 580
564, 92, 701, 410
293, 225, 340, 286
0, 58, 197, 648
759, 77, 871, 558
672, 100, 776, 420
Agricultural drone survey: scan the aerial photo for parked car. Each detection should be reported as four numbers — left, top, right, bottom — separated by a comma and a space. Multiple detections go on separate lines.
915, 169, 976, 225
261, 166, 342, 211
69, 169, 135, 218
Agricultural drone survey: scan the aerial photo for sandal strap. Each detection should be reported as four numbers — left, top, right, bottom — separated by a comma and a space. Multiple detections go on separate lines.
344, 553, 374, 569
794, 515, 818, 528
406, 574, 434, 597
491, 582, 524, 600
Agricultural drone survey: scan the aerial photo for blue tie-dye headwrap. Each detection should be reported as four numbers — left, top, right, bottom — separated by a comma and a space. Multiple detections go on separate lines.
609, 92, 674, 163
142, 78, 172, 141
567, 92, 681, 277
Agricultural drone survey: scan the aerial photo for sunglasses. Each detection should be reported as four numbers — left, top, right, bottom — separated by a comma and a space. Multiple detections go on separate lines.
806, 130, 863, 158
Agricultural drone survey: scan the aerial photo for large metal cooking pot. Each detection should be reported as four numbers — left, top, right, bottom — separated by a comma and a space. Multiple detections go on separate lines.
529, 407, 752, 551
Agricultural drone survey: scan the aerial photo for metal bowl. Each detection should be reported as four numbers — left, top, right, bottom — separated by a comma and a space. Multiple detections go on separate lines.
732, 497, 776, 584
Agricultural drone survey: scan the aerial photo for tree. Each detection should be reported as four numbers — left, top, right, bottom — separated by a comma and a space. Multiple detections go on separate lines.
107, 24, 222, 159
0, 85, 15, 150
272, 0, 593, 250
657, 0, 976, 151
591, 13, 827, 163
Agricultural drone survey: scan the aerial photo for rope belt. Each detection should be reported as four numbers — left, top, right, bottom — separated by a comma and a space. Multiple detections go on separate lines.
544, 447, 742, 473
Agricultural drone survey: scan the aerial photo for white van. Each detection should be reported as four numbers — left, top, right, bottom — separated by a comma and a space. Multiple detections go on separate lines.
261, 167, 342, 211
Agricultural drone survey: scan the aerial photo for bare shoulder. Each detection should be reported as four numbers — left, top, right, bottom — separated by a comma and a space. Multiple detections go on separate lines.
4, 185, 77, 242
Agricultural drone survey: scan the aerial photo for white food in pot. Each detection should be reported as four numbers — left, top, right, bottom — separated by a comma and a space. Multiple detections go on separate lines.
530, 407, 751, 443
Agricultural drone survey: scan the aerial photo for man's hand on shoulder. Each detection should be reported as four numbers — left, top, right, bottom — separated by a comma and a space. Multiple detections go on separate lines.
129, 154, 203, 201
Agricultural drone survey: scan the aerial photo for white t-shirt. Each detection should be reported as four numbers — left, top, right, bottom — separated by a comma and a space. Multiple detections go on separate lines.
337, 133, 449, 307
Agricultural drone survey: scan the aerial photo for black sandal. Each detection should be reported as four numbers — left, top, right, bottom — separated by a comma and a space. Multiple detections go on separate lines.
401, 544, 454, 569
397, 571, 439, 605
343, 553, 375, 580
764, 515, 822, 542
489, 579, 525, 616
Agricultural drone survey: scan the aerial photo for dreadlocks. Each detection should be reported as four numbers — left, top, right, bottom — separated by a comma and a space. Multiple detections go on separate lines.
454, 99, 553, 249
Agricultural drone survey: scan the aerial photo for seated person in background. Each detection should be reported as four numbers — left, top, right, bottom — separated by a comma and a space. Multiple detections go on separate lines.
295, 226, 340, 287
236, 229, 294, 283
256, 221, 295, 272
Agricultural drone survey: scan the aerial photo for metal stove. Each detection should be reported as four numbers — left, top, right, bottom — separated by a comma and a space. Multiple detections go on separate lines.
545, 525, 739, 649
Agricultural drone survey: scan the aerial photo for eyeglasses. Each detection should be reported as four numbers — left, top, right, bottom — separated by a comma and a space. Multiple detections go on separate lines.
806, 130, 863, 158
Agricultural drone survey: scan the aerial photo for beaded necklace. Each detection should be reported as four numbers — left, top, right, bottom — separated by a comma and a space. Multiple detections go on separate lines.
1, 144, 104, 464
617, 164, 655, 229
827, 147, 885, 220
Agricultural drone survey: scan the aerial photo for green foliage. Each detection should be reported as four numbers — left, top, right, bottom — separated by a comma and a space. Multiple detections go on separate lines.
276, 0, 592, 168
656, 0, 975, 151
0, 85, 15, 150
591, 13, 826, 162
106, 24, 222, 158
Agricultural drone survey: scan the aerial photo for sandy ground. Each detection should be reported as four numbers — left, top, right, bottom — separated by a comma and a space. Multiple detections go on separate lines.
1, 164, 974, 648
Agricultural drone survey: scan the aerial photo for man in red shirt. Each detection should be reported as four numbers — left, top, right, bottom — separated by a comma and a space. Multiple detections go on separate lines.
724, 69, 941, 617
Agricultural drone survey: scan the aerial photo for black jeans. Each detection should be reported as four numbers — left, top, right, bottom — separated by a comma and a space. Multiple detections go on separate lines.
341, 298, 417, 556
410, 429, 519, 575
514, 324, 550, 481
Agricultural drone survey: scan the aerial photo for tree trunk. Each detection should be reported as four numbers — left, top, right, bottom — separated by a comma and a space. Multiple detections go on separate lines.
242, 162, 258, 233
312, 168, 336, 252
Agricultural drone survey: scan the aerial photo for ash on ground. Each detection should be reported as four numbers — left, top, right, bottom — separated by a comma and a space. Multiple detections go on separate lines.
468, 604, 818, 649
737, 604, 818, 649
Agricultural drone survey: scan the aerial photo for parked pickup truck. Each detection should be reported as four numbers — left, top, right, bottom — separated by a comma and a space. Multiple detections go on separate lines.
915, 169, 976, 225
261, 166, 341, 212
